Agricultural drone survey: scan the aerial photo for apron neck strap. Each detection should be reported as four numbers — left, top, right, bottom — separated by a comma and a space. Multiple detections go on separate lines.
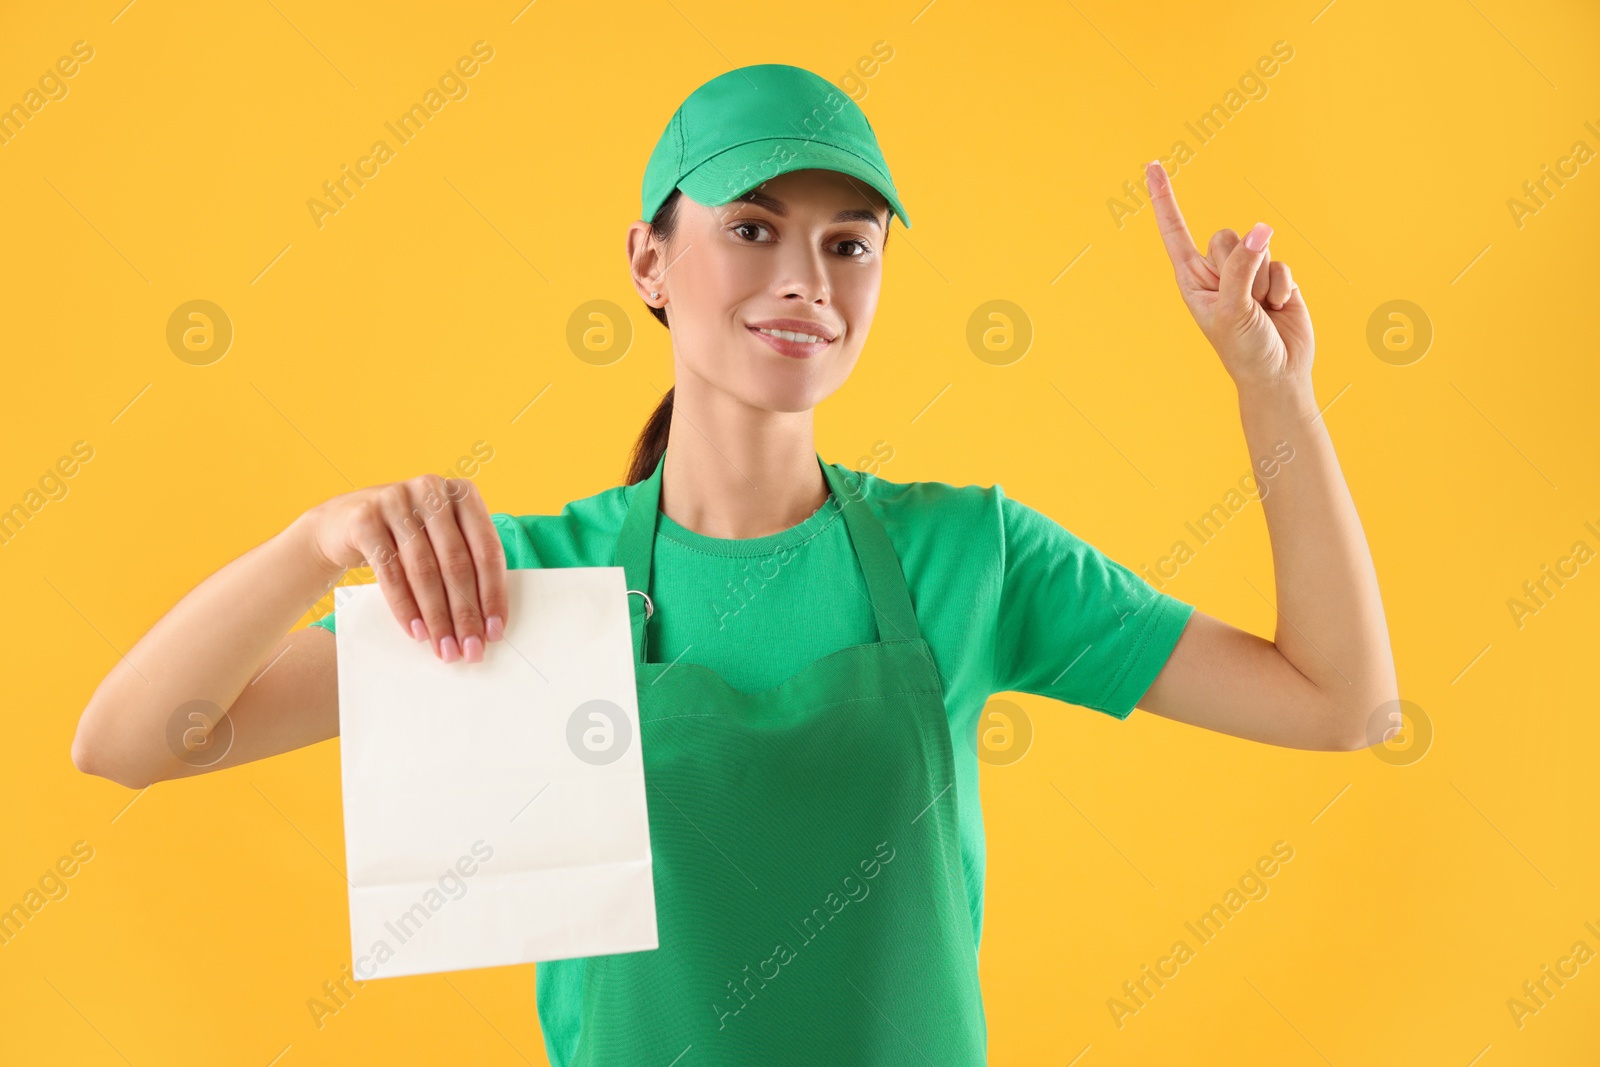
613, 448, 922, 664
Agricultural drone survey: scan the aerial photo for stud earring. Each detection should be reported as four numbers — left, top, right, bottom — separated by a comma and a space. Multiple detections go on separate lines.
651, 291, 660, 300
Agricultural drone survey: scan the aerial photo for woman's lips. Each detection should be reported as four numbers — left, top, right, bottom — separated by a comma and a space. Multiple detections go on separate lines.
748, 326, 831, 359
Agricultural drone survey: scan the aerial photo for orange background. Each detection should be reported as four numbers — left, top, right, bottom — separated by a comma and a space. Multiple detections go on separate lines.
3, 1, 1597, 1063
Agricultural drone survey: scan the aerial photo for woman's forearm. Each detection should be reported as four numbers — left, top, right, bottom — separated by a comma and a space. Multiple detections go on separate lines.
72, 511, 345, 787
1237, 379, 1398, 724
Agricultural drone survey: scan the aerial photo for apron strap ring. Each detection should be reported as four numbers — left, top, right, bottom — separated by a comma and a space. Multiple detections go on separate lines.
626, 589, 654, 620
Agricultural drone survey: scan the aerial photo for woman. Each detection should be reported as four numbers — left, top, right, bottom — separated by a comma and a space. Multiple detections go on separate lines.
72, 64, 1398, 1065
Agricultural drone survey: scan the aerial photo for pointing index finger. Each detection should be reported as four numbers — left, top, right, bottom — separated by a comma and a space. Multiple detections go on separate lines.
1145, 161, 1199, 269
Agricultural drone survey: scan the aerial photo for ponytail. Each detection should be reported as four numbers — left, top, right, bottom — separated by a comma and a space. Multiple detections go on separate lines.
626, 189, 683, 484
626, 387, 673, 485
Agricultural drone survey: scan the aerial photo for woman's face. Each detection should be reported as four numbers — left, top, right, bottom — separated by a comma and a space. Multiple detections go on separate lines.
631, 167, 890, 414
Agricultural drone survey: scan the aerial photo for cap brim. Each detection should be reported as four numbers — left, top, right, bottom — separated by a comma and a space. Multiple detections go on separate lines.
677, 139, 912, 231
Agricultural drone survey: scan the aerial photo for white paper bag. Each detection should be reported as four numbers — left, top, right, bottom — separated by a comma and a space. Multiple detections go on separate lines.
333, 565, 657, 981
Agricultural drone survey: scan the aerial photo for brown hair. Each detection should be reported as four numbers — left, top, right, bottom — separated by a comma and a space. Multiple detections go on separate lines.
623, 185, 891, 485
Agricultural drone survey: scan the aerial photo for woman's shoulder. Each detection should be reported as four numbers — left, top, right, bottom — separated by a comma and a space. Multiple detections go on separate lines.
821, 462, 1012, 573
487, 481, 631, 569
830, 461, 1004, 524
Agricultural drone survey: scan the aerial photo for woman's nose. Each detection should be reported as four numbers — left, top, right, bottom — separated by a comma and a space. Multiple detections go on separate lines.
775, 249, 830, 304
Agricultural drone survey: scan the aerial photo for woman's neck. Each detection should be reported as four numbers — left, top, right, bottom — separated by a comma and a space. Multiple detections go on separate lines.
657, 391, 828, 541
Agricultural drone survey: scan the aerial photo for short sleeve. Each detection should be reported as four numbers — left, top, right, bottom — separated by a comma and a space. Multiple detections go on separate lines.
301, 512, 529, 638
991, 487, 1194, 719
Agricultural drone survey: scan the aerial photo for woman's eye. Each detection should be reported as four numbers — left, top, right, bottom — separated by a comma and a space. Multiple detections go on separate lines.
731, 222, 871, 257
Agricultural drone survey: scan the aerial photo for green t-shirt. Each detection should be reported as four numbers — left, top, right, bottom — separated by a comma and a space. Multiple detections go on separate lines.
310, 462, 1193, 1065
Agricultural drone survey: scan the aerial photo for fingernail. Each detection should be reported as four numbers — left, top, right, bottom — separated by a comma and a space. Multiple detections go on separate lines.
1244, 222, 1272, 252
486, 615, 504, 642
410, 618, 428, 641
440, 635, 460, 663
462, 635, 483, 663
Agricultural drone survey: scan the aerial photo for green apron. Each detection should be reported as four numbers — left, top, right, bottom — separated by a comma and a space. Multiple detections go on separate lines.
570, 449, 987, 1066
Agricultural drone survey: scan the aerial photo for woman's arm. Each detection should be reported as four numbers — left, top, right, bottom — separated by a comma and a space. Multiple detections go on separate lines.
71, 513, 349, 788
72, 477, 510, 788
1132, 161, 1398, 751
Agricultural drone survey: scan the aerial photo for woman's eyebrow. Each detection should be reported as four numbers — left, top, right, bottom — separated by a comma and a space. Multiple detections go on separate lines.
735, 190, 885, 230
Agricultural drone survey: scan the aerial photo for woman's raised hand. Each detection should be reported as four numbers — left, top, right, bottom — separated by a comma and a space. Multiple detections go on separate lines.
1145, 160, 1315, 391
304, 475, 508, 663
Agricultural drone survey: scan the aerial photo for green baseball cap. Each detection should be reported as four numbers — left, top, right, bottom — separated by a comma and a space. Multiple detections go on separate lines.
641, 63, 912, 231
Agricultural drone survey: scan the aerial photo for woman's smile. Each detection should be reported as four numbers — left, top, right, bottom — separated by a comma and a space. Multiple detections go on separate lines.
742, 323, 832, 361
747, 319, 837, 359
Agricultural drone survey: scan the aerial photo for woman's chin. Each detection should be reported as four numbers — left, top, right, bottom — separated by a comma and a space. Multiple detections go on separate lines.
746, 380, 837, 415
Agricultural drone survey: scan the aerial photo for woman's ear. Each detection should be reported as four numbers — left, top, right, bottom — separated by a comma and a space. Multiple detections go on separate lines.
625, 219, 666, 306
